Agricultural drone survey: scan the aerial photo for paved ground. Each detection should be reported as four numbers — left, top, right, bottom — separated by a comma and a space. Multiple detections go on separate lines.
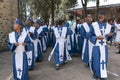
1, 45, 120, 80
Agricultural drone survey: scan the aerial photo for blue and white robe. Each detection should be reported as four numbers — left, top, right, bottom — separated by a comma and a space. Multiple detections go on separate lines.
23, 26, 36, 70
51, 26, 56, 48
8, 31, 30, 80
76, 24, 83, 55
81, 23, 93, 64
65, 21, 79, 54
90, 21, 111, 78
40, 25, 48, 52
48, 26, 72, 65
34, 27, 43, 62
47, 25, 52, 47
115, 24, 120, 42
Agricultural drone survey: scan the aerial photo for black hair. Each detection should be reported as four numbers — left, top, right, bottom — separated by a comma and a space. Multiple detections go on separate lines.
58, 19, 64, 25
84, 13, 91, 18
98, 11, 105, 15
69, 15, 74, 20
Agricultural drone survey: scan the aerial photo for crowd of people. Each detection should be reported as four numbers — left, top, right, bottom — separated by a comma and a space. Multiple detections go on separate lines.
8, 11, 120, 80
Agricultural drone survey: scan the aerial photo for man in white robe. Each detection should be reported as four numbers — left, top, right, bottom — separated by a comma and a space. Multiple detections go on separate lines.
22, 18, 37, 70
48, 20, 72, 70
90, 12, 112, 80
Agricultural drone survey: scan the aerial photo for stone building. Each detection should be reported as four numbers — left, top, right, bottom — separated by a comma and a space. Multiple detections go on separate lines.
0, 0, 18, 52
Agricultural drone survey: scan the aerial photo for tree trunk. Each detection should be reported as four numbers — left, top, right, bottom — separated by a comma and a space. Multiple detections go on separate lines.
51, 0, 54, 25
81, 0, 87, 18
96, 0, 99, 20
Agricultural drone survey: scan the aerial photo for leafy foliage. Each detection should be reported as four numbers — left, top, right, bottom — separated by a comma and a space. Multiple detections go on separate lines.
24, 0, 77, 23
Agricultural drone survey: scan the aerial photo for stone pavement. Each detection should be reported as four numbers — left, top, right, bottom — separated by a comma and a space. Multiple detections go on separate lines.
1, 45, 120, 80
0, 51, 12, 80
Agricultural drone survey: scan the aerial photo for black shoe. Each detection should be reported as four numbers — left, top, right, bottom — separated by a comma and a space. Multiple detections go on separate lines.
115, 51, 120, 54
63, 61, 67, 65
36, 60, 42, 62
93, 75, 99, 80
55, 65, 60, 70
100, 78, 106, 80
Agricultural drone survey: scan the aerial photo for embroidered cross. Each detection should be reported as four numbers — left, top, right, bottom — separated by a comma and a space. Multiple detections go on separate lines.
101, 26, 105, 36
58, 29, 62, 36
28, 58, 31, 64
18, 68, 22, 76
101, 60, 106, 70
99, 40, 104, 45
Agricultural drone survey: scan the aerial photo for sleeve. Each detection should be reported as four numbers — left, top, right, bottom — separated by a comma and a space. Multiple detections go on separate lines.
51, 31, 56, 48
89, 26, 97, 44
38, 31, 45, 40
29, 28, 37, 40
25, 35, 33, 51
43, 27, 48, 32
64, 22, 69, 27
8, 38, 16, 52
67, 28, 73, 35
80, 25, 86, 38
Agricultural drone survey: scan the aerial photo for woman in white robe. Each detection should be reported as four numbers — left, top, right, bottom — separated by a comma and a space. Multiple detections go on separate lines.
8, 19, 31, 80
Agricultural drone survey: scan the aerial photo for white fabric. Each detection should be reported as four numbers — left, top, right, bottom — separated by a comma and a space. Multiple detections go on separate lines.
83, 22, 94, 72
23, 28, 29, 33
37, 26, 47, 51
82, 22, 90, 32
33, 39, 42, 60
33, 39, 39, 57
92, 22, 111, 78
82, 39, 87, 60
115, 24, 120, 42
26, 51, 32, 65
42, 37, 47, 51
37, 27, 43, 35
29, 27, 35, 33
9, 32, 16, 44
88, 40, 94, 72
29, 27, 35, 42
67, 21, 76, 33
82, 23, 90, 60
22, 27, 34, 66
67, 21, 77, 50
9, 32, 27, 79
66, 35, 71, 50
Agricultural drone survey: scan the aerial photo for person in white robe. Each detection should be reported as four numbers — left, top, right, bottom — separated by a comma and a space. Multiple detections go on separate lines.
114, 17, 120, 54
33, 19, 43, 62
8, 19, 30, 80
65, 15, 79, 55
22, 18, 37, 70
80, 14, 94, 67
90, 12, 112, 80
48, 19, 72, 70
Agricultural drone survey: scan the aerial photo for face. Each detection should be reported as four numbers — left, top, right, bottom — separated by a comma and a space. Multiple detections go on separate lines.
98, 15, 105, 22
86, 14, 92, 22
78, 19, 81, 24
25, 20, 31, 26
61, 22, 64, 26
13, 23, 20, 31
33, 23, 39, 28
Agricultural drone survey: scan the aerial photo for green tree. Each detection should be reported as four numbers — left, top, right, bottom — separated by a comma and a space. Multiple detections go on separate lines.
96, 0, 100, 20
26, 0, 77, 24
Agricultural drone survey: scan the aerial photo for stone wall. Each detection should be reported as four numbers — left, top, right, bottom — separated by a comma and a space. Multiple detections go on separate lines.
0, 0, 18, 52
